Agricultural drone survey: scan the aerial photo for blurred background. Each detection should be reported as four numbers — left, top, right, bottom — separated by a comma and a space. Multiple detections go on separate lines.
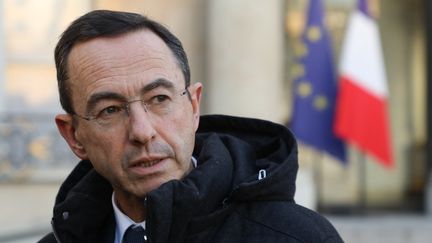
0, 0, 431, 242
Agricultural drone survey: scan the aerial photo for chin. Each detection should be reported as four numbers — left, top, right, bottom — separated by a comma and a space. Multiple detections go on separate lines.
129, 170, 188, 197
135, 179, 169, 197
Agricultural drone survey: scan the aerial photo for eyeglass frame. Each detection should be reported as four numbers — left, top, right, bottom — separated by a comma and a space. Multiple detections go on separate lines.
71, 87, 191, 126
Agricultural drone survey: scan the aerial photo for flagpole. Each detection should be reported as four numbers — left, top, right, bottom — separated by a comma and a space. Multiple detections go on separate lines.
357, 151, 367, 214
313, 150, 324, 212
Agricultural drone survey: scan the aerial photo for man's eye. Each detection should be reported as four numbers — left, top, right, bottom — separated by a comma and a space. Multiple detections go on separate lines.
151, 95, 170, 104
99, 106, 122, 117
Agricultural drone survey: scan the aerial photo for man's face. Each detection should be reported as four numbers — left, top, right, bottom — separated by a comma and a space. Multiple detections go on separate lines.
60, 29, 201, 200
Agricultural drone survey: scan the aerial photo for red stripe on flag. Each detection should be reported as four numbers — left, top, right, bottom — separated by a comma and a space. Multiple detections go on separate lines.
334, 76, 393, 167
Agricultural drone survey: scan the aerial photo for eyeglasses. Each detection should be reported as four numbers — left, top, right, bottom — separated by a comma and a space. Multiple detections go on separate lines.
73, 88, 190, 127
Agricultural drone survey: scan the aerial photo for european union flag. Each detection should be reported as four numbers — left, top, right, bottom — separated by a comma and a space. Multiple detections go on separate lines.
290, 0, 346, 162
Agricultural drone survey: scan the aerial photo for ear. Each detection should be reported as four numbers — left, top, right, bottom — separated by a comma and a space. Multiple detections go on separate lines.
190, 82, 203, 131
55, 114, 88, 160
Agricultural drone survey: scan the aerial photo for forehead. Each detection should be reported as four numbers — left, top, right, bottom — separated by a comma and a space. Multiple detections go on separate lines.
67, 29, 184, 102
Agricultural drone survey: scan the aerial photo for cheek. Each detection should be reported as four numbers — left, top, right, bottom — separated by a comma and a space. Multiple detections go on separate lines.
162, 113, 196, 155
86, 135, 126, 181
78, 127, 126, 163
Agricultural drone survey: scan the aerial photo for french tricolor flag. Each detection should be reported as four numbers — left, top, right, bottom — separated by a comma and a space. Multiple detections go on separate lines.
334, 0, 393, 168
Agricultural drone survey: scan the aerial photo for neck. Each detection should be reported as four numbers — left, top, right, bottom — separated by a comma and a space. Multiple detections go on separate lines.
114, 190, 146, 222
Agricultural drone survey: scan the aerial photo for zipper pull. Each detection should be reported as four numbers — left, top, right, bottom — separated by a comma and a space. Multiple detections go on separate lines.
258, 169, 266, 180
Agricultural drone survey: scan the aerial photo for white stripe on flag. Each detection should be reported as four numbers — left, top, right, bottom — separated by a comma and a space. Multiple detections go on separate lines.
339, 11, 388, 98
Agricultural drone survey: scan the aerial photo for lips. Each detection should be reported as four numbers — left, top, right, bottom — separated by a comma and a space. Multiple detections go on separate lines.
134, 159, 162, 168
128, 156, 167, 172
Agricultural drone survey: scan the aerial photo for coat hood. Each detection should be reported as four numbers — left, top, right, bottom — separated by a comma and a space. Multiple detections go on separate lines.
195, 115, 299, 202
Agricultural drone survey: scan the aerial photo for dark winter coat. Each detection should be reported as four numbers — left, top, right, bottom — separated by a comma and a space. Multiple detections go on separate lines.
39, 115, 343, 243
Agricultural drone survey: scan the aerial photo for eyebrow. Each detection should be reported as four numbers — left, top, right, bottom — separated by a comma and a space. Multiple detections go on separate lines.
85, 78, 177, 114
141, 78, 175, 93
85, 92, 125, 114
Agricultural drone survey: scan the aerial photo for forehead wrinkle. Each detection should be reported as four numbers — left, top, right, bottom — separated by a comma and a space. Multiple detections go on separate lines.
69, 45, 110, 80
69, 32, 181, 85
72, 55, 127, 83
74, 54, 177, 85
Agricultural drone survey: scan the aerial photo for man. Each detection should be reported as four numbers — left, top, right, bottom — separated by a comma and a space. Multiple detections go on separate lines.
40, 10, 343, 243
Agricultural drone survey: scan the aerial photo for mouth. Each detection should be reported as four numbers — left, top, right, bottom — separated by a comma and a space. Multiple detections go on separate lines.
127, 157, 167, 176
133, 159, 163, 168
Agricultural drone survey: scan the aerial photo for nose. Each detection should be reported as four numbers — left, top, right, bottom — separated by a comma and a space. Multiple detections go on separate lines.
127, 103, 156, 144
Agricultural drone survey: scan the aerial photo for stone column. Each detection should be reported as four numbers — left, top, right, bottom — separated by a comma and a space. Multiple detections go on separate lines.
206, 0, 287, 123
0, 0, 4, 111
